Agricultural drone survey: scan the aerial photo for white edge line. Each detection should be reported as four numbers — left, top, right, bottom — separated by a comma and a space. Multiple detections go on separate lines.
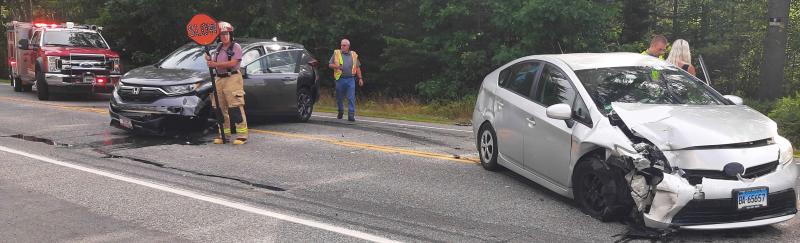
312, 115, 472, 133
0, 145, 401, 243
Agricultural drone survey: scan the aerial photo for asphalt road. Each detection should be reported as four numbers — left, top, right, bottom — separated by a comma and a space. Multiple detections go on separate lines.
0, 85, 798, 242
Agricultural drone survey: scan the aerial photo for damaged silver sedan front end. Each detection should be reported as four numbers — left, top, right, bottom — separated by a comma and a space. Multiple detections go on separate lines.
472, 53, 797, 231
593, 103, 798, 229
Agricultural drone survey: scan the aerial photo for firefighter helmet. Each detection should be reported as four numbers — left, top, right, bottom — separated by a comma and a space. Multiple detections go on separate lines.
218, 21, 234, 33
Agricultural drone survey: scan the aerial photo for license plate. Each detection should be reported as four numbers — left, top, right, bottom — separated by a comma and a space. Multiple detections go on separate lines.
119, 117, 133, 129
734, 187, 768, 210
83, 75, 95, 83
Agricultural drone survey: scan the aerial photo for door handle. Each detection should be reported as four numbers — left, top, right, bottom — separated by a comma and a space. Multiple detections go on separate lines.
281, 77, 295, 81
526, 117, 536, 127
497, 101, 504, 110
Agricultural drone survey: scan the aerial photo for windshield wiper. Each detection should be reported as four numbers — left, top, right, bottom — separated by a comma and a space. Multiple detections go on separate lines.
44, 43, 73, 47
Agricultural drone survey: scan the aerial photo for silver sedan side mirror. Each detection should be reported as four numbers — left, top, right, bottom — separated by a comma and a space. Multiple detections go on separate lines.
546, 104, 572, 120
723, 95, 744, 105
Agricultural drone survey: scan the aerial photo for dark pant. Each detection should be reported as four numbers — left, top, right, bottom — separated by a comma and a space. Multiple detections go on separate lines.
335, 77, 356, 118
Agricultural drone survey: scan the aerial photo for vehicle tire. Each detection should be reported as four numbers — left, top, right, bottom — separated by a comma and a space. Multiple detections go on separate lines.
12, 76, 23, 92
36, 70, 50, 100
572, 155, 633, 222
295, 87, 314, 122
477, 123, 500, 171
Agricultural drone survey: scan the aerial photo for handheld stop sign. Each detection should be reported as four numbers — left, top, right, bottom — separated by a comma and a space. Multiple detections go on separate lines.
186, 14, 227, 143
186, 13, 220, 45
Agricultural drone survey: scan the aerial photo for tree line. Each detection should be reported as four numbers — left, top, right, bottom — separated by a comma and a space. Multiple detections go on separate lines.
1, 0, 798, 101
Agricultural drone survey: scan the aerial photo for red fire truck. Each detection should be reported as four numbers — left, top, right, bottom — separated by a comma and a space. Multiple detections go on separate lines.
5, 21, 122, 100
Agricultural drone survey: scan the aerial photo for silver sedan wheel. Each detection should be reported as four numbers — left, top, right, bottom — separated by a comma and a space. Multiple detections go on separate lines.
480, 129, 495, 162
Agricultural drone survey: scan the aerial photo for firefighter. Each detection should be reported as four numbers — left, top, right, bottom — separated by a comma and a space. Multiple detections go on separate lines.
206, 21, 248, 145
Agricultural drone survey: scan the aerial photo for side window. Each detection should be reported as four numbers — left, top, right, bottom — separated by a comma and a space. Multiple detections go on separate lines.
241, 47, 263, 67
534, 64, 575, 107
31, 31, 42, 46
498, 65, 513, 87
301, 50, 311, 63
265, 50, 298, 73
572, 95, 592, 125
245, 55, 266, 75
503, 62, 542, 98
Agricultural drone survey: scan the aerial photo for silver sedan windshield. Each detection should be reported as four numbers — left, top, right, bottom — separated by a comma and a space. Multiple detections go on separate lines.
576, 66, 726, 112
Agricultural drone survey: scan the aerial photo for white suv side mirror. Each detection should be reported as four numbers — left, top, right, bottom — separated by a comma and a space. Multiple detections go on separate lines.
546, 104, 572, 120
723, 95, 744, 105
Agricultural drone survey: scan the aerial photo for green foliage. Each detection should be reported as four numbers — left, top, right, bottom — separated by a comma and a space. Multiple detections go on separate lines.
2, 0, 798, 102
768, 92, 800, 145
745, 99, 776, 115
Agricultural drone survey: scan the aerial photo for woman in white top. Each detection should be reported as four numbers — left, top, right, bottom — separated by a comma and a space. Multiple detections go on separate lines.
666, 39, 697, 76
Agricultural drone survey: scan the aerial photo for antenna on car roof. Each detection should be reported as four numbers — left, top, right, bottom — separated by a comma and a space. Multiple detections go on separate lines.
557, 41, 564, 54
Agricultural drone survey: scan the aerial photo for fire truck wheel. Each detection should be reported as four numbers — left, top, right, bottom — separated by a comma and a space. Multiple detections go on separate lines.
12, 77, 23, 92
36, 71, 50, 100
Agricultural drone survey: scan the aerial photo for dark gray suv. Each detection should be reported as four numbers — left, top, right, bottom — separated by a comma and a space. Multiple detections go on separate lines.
109, 38, 320, 135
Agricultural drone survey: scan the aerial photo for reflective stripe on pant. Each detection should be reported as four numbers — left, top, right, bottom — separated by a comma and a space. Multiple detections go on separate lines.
211, 73, 248, 140
335, 77, 356, 117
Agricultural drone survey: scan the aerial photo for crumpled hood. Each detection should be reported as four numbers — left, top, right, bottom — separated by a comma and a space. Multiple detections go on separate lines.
611, 103, 778, 150
121, 65, 210, 86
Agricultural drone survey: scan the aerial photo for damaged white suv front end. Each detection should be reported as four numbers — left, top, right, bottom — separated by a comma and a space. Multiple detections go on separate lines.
602, 103, 797, 230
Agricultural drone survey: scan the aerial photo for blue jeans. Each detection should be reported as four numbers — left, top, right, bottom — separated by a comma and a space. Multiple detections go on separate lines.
335, 77, 356, 117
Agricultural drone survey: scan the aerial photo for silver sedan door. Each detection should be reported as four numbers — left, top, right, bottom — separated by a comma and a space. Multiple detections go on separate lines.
494, 61, 543, 166
523, 63, 587, 187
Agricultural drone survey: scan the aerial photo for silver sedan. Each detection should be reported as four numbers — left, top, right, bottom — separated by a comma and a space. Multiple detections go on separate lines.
472, 52, 797, 230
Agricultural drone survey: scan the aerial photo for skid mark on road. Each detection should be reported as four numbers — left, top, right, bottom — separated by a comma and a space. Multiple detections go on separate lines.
0, 96, 479, 164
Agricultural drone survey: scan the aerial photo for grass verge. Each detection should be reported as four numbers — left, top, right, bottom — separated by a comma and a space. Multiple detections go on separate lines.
0, 79, 9, 84
795, 151, 800, 158
316, 88, 474, 125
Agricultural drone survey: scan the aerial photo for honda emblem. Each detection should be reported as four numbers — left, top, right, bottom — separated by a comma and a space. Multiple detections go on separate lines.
131, 87, 141, 95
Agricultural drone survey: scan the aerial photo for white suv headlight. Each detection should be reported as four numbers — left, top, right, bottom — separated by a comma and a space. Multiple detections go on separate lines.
776, 136, 794, 165
47, 56, 61, 72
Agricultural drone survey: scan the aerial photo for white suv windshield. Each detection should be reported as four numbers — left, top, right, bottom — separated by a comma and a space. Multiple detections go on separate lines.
576, 66, 726, 112
43, 30, 109, 49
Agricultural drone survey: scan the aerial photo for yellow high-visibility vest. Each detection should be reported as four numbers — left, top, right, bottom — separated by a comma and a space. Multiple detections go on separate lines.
333, 49, 358, 80
641, 50, 664, 60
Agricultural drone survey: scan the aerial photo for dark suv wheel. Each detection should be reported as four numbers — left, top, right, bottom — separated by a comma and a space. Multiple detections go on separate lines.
295, 87, 314, 122
572, 155, 633, 222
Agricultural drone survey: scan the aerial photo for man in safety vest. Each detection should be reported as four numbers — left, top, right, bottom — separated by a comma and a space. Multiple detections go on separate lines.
642, 35, 668, 60
328, 39, 364, 122
206, 21, 248, 145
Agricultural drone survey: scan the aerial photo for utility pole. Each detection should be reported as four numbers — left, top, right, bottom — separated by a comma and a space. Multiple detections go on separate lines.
758, 0, 790, 100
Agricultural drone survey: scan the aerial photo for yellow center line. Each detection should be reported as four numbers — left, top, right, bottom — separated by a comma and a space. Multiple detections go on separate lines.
0, 95, 479, 164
